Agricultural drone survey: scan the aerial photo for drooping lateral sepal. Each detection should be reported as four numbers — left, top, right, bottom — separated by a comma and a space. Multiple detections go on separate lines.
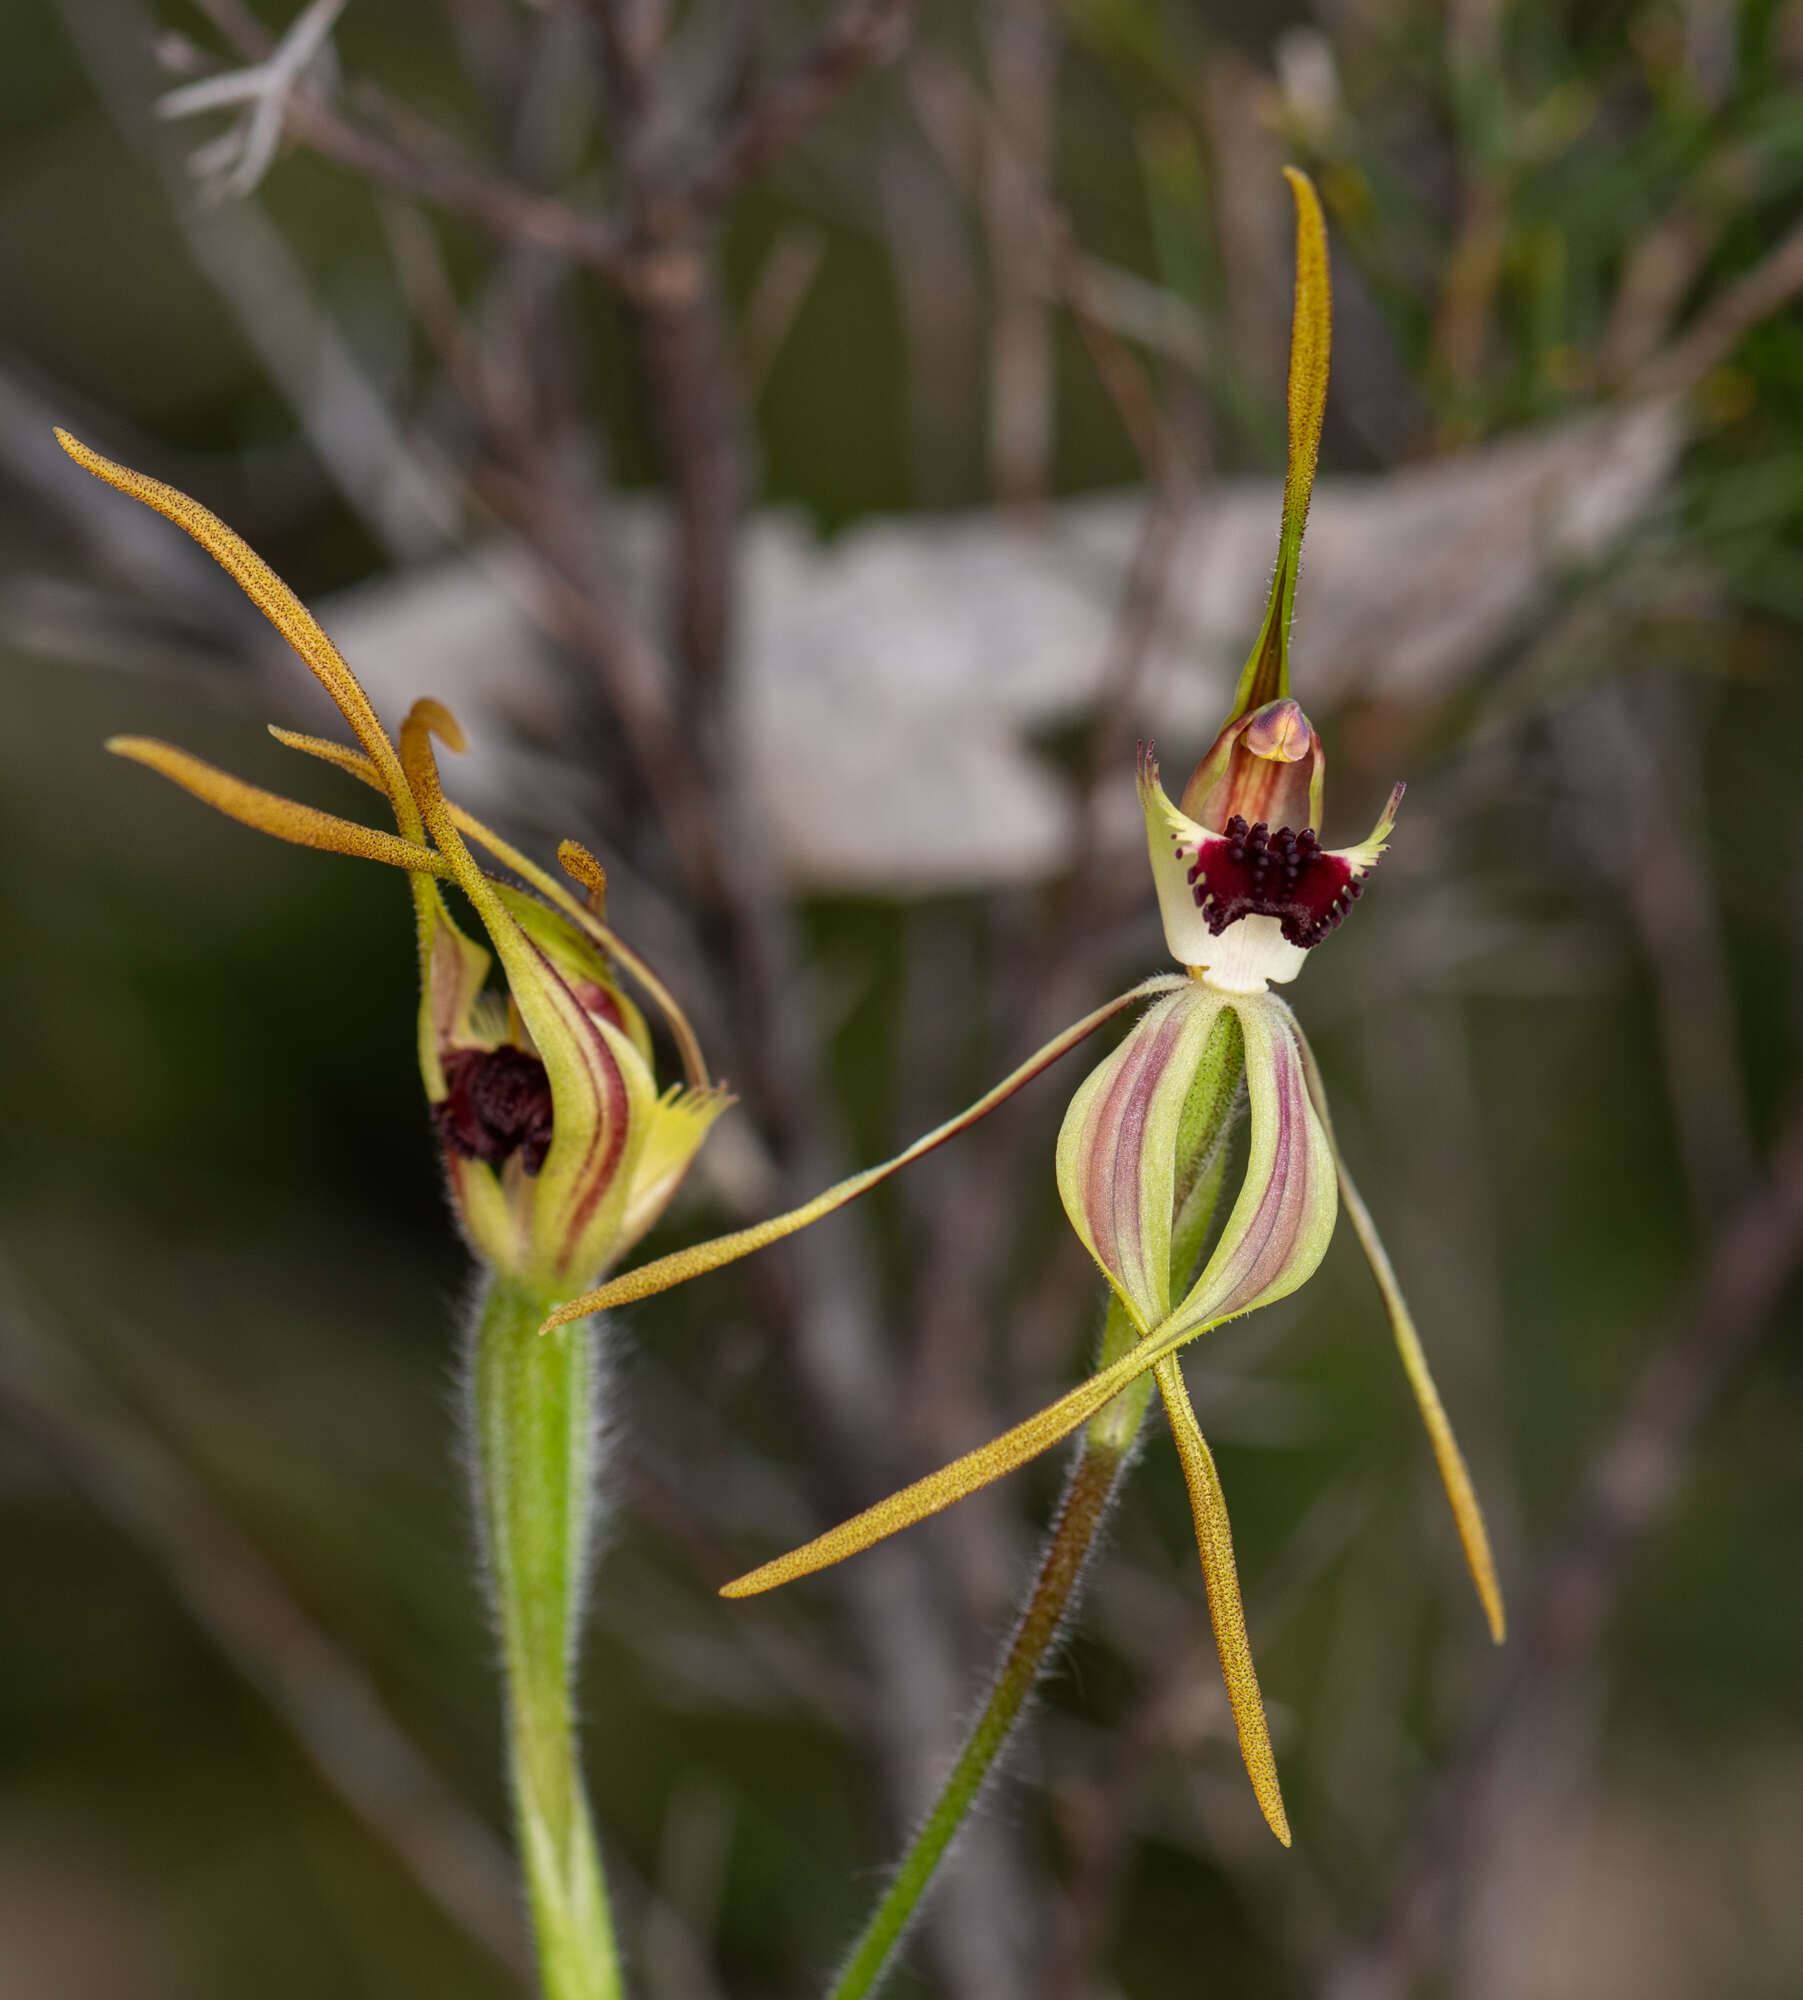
1287, 1006, 1505, 1643
1155, 1354, 1290, 1844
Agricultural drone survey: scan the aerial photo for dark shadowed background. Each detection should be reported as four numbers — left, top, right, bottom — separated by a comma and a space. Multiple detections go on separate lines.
3, 2, 1803, 1996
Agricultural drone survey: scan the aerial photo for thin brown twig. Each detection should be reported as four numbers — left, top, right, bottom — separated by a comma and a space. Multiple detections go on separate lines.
910, 54, 1184, 479
0, 1263, 530, 1983
1322, 1097, 1803, 2000
1633, 207, 1803, 394
906, 45, 1198, 1008
683, 0, 912, 206
374, 177, 738, 910
983, 0, 1057, 508
1429, 0, 1511, 430
166, 0, 636, 279
1594, 143, 1758, 387
1565, 680, 1755, 1225
589, 0, 660, 127
61, 0, 460, 564
467, 451, 731, 900
294, 86, 635, 275
881, 49, 1202, 1696
740, 221, 828, 395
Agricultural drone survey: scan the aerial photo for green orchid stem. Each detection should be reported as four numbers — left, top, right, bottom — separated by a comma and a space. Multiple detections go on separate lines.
828, 1044, 1242, 1998
826, 1324, 1150, 2000
471, 1273, 622, 2000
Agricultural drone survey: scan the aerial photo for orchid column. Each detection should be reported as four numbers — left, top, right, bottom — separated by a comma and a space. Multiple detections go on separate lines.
61, 433, 728, 2000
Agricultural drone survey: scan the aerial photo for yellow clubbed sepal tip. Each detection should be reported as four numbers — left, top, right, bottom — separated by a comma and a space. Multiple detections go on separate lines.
557, 840, 608, 917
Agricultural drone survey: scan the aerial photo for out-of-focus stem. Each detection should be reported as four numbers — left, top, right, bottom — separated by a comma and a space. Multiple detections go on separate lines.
471, 1273, 621, 2000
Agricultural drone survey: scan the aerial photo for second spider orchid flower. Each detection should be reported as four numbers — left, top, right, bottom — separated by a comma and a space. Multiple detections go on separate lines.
542, 170, 1503, 1842
62, 429, 734, 2000
58, 431, 728, 1294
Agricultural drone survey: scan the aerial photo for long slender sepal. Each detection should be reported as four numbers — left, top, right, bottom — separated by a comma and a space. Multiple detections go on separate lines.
1229, 167, 1332, 720
106, 736, 451, 876
543, 976, 1188, 1330
269, 727, 711, 1088
58, 431, 423, 839
470, 1274, 623, 2000
1155, 1355, 1290, 1843
722, 1340, 1171, 1598
1288, 1012, 1506, 1642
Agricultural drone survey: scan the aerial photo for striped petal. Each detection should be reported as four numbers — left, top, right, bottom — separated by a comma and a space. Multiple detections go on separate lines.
1055, 983, 1230, 1330
719, 988, 1338, 1598
1166, 990, 1338, 1336
401, 699, 655, 1289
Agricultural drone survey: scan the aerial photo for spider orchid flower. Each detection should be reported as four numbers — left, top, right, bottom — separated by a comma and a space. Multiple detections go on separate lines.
538, 171, 1503, 1844
57, 432, 728, 1293
60, 430, 743, 1998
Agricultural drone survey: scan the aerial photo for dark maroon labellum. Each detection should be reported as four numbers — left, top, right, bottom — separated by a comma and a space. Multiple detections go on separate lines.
433, 1045, 555, 1174
1188, 815, 1363, 949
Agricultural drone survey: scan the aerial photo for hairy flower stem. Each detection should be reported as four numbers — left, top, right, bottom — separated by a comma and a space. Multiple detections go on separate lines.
470, 1274, 621, 2000
825, 1360, 1141, 2000
828, 1019, 1243, 2000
